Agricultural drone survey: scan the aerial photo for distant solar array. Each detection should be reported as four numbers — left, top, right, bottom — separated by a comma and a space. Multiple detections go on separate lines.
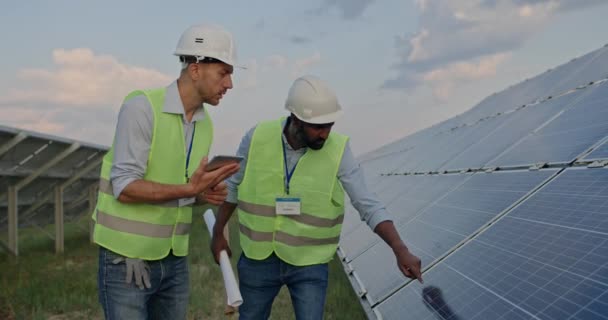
0, 125, 106, 255
340, 44, 608, 319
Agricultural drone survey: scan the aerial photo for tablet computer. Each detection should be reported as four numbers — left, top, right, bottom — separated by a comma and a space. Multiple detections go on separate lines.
206, 155, 244, 171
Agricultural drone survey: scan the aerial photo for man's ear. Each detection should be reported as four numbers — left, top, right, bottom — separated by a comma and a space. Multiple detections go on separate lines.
290, 114, 300, 126
188, 63, 201, 80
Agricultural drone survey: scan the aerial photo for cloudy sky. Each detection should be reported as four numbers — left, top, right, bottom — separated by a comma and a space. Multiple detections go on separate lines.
1, 0, 607, 156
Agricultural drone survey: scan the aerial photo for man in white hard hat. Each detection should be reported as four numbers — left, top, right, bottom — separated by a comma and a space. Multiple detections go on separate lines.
211, 75, 423, 319
93, 23, 242, 319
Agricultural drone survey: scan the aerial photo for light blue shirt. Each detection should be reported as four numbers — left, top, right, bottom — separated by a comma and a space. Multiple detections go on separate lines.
227, 118, 392, 231
110, 80, 208, 198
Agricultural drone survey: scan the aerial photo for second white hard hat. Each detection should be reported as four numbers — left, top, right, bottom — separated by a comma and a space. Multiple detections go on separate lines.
174, 23, 241, 67
285, 75, 343, 124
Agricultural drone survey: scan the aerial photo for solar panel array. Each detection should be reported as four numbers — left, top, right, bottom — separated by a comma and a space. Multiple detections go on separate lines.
340, 44, 608, 319
0, 125, 106, 254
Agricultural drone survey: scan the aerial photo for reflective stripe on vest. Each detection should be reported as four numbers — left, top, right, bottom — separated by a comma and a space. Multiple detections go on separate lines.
96, 210, 191, 237
239, 223, 340, 246
238, 200, 344, 228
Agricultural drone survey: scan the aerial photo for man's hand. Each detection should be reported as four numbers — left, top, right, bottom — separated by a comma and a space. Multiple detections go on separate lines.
394, 246, 423, 283
210, 227, 232, 264
373, 220, 424, 283
197, 181, 229, 206
188, 157, 239, 197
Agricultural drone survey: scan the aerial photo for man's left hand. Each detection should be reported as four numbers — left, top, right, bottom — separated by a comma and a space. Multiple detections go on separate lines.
198, 181, 228, 206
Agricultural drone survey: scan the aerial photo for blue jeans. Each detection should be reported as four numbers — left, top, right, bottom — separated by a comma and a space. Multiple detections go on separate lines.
97, 246, 189, 320
237, 253, 329, 320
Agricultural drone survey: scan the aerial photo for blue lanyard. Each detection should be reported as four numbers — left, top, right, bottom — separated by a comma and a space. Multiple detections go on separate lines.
282, 139, 299, 195
185, 123, 196, 181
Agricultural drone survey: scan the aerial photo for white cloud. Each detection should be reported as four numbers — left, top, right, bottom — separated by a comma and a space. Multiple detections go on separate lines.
0, 106, 65, 134
415, 0, 430, 12
423, 53, 511, 100
292, 51, 322, 76
316, 0, 376, 19
383, 0, 608, 97
407, 29, 430, 62
239, 59, 259, 89
2, 48, 172, 108
0, 48, 173, 145
266, 54, 288, 68
405, 1, 553, 66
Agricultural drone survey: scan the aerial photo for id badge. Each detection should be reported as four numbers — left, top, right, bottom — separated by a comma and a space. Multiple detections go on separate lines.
178, 197, 196, 207
276, 196, 301, 215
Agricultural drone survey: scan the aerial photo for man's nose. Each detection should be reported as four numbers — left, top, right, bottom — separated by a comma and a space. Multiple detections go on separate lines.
225, 75, 233, 89
319, 128, 330, 140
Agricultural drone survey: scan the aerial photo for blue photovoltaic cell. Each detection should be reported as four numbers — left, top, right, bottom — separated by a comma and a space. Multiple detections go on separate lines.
505, 168, 608, 235
440, 90, 584, 171
379, 239, 608, 320
454, 45, 608, 126
340, 175, 421, 254
341, 174, 422, 236
382, 168, 608, 320
489, 82, 608, 167
583, 139, 608, 161
339, 174, 469, 262
376, 264, 537, 320
445, 231, 608, 320
410, 115, 513, 173
548, 45, 608, 96
347, 170, 555, 303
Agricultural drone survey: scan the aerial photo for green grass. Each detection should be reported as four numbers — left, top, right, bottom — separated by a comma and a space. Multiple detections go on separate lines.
0, 209, 366, 320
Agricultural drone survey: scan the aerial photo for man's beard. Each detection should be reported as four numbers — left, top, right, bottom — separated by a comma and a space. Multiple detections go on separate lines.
296, 125, 326, 150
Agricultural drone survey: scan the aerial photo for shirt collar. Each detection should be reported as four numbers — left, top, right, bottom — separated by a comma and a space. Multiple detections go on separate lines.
162, 80, 207, 122
281, 117, 306, 152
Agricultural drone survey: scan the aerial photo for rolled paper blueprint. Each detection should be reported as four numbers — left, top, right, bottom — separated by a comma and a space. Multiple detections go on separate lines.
203, 209, 244, 309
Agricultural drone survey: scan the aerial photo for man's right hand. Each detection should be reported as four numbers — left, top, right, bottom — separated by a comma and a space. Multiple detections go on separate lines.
211, 229, 232, 264
188, 157, 239, 197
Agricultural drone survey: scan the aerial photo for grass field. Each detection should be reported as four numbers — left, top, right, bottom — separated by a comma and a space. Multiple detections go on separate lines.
0, 209, 366, 319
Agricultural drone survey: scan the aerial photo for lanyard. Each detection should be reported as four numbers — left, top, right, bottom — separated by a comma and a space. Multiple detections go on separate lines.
282, 139, 299, 195
185, 123, 196, 182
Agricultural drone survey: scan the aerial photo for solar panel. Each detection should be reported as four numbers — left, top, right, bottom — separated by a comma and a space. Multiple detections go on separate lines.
440, 89, 585, 171
410, 114, 514, 173
583, 139, 608, 161
342, 45, 608, 319
488, 81, 608, 167
339, 173, 470, 262
0, 125, 106, 254
358, 117, 468, 177
454, 45, 608, 127
376, 264, 538, 320
345, 170, 556, 304
547, 45, 608, 97
373, 167, 608, 319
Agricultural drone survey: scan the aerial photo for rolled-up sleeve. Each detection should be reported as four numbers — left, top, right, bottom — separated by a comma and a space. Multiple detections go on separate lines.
225, 126, 256, 204
109, 95, 154, 198
338, 141, 392, 231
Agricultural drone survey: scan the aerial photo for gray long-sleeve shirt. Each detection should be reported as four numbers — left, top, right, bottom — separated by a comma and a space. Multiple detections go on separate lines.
110, 80, 208, 197
227, 119, 392, 231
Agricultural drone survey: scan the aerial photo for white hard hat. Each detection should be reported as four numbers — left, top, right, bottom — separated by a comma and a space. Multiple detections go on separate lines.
285, 75, 343, 124
174, 23, 241, 68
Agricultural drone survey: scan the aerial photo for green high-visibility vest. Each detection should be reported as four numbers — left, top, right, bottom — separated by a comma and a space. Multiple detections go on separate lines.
92, 88, 213, 260
237, 118, 348, 266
